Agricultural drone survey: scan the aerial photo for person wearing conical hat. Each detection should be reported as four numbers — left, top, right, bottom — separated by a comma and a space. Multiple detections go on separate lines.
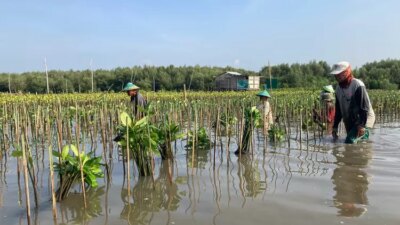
123, 82, 147, 118
234, 90, 274, 156
313, 85, 336, 133
320, 85, 335, 102
330, 61, 375, 143
256, 90, 273, 135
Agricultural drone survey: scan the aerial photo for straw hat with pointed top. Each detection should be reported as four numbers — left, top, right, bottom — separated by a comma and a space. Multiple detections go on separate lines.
256, 90, 271, 98
322, 85, 335, 93
123, 82, 140, 91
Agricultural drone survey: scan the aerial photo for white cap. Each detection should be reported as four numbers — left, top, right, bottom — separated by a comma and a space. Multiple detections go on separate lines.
330, 61, 350, 75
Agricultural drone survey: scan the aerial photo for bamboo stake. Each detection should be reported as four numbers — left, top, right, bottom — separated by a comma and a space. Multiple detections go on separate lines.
48, 145, 57, 220
191, 105, 196, 174
213, 107, 219, 170
23, 106, 39, 208
75, 103, 87, 209
21, 133, 31, 225
45, 108, 57, 220
126, 117, 131, 197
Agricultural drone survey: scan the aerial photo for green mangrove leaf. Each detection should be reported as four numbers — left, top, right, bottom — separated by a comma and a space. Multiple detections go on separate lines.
135, 116, 148, 127
61, 145, 69, 159
11, 150, 23, 158
62, 144, 79, 157
52, 150, 60, 157
120, 112, 132, 127
28, 157, 33, 167
175, 133, 185, 140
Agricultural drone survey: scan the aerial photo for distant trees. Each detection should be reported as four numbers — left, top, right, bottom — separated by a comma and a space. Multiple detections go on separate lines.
259, 61, 332, 88
355, 60, 400, 90
0, 59, 399, 93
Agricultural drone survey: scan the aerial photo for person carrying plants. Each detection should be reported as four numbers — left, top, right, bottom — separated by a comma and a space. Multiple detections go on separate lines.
330, 61, 375, 144
256, 90, 274, 135
313, 85, 336, 134
235, 90, 274, 155
123, 82, 147, 119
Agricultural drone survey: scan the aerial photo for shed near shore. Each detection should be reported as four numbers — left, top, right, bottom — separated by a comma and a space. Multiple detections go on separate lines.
215, 71, 260, 91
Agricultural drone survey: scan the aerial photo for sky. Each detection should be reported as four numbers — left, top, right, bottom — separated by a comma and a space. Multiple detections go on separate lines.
1, 0, 400, 73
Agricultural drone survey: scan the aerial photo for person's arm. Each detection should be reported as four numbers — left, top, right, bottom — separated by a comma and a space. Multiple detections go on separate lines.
354, 86, 369, 127
138, 98, 145, 107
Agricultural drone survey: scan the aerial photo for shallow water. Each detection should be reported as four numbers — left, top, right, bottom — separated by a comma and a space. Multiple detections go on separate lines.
1, 123, 400, 225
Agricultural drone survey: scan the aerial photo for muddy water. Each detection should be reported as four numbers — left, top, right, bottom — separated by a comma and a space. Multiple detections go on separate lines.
1, 123, 400, 225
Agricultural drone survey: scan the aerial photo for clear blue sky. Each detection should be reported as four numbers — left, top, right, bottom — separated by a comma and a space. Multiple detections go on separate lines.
1, 0, 400, 73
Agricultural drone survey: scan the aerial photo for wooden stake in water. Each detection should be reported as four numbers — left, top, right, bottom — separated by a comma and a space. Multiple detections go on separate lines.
213, 108, 219, 170
126, 118, 131, 197
48, 145, 57, 220
191, 105, 196, 174
225, 106, 231, 166
46, 110, 57, 220
22, 105, 39, 208
299, 108, 302, 151
75, 104, 87, 209
21, 135, 31, 225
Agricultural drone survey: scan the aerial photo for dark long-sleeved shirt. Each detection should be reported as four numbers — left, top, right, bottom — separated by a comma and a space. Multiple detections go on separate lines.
131, 92, 147, 118
333, 78, 375, 132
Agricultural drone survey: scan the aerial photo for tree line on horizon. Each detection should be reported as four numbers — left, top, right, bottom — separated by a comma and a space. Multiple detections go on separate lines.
0, 59, 399, 93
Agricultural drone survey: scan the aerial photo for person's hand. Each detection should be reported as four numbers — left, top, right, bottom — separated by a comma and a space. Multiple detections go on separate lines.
357, 125, 366, 137
332, 128, 338, 140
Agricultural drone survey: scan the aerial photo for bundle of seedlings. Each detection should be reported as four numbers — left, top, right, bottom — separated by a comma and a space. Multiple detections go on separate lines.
235, 106, 261, 155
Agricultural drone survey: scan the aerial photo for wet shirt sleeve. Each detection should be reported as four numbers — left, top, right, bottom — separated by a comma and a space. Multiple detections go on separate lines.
353, 86, 369, 127
137, 95, 147, 108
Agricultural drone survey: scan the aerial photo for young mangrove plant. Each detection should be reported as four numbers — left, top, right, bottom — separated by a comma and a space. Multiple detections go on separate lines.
268, 124, 286, 143
185, 127, 212, 150
53, 144, 104, 201
116, 112, 159, 176
157, 115, 184, 160
213, 112, 237, 136
11, 145, 39, 208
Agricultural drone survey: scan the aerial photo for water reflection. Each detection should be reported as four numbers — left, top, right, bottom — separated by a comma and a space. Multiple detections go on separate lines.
187, 148, 210, 169
331, 144, 372, 217
120, 160, 182, 224
237, 156, 264, 198
59, 186, 105, 224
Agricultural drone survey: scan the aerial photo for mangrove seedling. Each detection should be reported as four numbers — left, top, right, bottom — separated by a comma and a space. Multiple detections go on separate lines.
53, 144, 104, 201
185, 127, 211, 151
116, 112, 160, 176
212, 112, 237, 136
268, 124, 285, 143
157, 116, 184, 160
